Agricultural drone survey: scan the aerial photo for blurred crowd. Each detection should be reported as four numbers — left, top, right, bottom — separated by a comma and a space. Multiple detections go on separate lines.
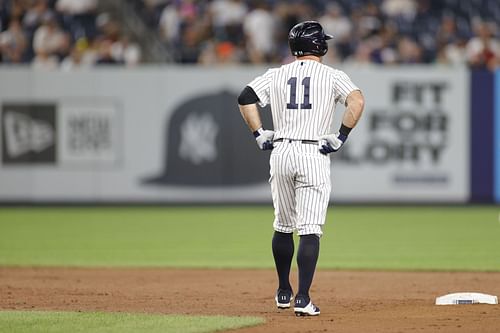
1, 0, 500, 70
136, 0, 500, 69
0, 0, 141, 69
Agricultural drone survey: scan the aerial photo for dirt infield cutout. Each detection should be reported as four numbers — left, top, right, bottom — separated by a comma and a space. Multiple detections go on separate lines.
1, 267, 500, 333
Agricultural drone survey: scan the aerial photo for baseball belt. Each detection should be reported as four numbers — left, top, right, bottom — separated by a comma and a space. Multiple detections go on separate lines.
274, 138, 318, 145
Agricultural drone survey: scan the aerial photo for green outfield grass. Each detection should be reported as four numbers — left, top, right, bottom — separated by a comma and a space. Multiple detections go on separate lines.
0, 206, 499, 271
0, 311, 263, 333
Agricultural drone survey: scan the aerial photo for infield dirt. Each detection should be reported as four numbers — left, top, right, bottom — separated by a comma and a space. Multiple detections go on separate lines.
1, 267, 500, 332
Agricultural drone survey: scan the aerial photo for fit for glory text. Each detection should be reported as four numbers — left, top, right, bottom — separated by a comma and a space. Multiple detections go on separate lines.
340, 82, 448, 164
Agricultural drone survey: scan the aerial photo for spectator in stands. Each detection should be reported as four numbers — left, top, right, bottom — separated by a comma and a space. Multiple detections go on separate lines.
56, 0, 97, 39
158, 1, 180, 46
243, 1, 275, 63
60, 41, 87, 70
197, 39, 216, 65
177, 25, 202, 63
318, 4, 352, 60
0, 18, 27, 63
6, 0, 26, 22
215, 40, 242, 63
356, 2, 383, 40
1, 0, 500, 69
111, 36, 141, 67
23, 0, 53, 34
466, 20, 500, 71
433, 15, 467, 66
368, 23, 399, 64
95, 38, 123, 65
271, 1, 315, 61
95, 12, 121, 45
397, 36, 423, 63
140, 0, 169, 27
345, 42, 373, 66
436, 36, 468, 66
92, 12, 142, 66
209, 0, 247, 43
381, 0, 417, 20
0, 0, 141, 66
436, 16, 459, 47
32, 13, 70, 60
78, 37, 99, 66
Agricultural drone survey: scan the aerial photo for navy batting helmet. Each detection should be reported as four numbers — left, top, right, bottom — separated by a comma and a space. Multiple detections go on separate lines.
288, 21, 333, 57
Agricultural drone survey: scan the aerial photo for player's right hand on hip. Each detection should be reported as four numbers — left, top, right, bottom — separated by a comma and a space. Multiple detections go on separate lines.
318, 133, 347, 155
253, 128, 275, 150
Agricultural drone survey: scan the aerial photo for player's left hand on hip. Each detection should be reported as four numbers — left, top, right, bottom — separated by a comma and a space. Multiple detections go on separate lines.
254, 127, 275, 150
318, 132, 347, 155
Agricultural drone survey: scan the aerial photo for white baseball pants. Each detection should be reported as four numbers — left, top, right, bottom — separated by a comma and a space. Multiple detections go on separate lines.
269, 140, 331, 236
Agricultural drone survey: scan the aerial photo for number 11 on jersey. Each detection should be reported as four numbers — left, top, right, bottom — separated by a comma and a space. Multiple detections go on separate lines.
287, 76, 312, 110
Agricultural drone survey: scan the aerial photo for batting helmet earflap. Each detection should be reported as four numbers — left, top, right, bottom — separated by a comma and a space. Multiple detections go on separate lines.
288, 21, 333, 57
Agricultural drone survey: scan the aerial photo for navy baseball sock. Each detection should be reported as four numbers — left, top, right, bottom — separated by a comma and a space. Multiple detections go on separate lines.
297, 234, 320, 303
272, 231, 294, 292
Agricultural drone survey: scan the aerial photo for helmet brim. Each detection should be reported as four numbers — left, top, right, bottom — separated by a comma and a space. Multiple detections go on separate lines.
325, 33, 334, 40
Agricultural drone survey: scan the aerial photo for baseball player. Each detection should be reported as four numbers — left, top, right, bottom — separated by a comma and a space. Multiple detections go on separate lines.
238, 21, 364, 316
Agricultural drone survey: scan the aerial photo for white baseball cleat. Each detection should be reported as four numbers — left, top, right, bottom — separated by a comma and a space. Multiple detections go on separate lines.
294, 296, 320, 316
275, 289, 294, 309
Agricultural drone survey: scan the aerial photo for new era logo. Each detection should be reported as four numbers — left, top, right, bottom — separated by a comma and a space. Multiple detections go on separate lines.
4, 111, 54, 158
1, 104, 57, 164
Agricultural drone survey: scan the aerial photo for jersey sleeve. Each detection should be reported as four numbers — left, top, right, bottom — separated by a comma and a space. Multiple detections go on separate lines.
334, 70, 360, 106
247, 68, 275, 107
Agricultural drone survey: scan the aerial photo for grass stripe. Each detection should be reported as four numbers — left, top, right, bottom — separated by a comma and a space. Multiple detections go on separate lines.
0, 206, 499, 271
0, 311, 264, 333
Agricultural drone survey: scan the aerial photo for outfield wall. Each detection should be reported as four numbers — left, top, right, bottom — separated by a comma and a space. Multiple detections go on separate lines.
0, 65, 492, 203
495, 71, 500, 203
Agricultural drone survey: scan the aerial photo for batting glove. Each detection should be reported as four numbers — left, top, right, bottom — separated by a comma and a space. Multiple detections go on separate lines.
318, 132, 347, 155
253, 127, 275, 150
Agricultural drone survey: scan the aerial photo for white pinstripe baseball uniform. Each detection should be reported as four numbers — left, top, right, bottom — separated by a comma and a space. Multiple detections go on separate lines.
247, 59, 359, 236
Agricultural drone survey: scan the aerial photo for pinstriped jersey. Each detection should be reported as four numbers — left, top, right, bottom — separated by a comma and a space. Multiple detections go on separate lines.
247, 59, 359, 141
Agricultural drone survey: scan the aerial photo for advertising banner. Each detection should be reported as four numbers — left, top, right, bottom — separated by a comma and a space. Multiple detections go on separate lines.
58, 100, 120, 166
0, 66, 469, 203
332, 67, 470, 202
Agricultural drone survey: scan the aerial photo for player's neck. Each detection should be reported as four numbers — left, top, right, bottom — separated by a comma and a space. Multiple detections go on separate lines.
296, 55, 321, 62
